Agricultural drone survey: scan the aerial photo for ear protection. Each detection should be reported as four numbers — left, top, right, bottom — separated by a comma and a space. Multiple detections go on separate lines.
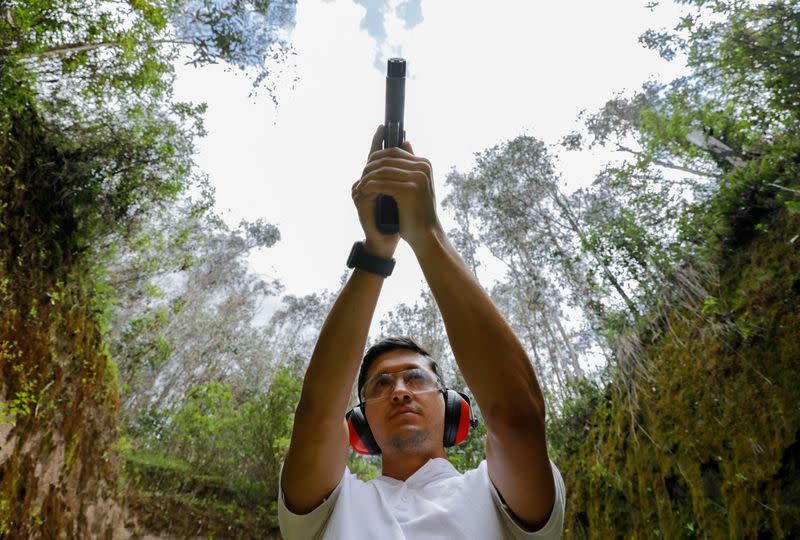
345, 389, 478, 455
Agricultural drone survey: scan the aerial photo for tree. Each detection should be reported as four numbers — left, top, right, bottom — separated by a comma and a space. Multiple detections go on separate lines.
555, 2, 800, 534
109, 204, 283, 414
4, 0, 297, 105
0, 0, 295, 533
377, 288, 458, 388
265, 286, 341, 376
558, 0, 800, 323
442, 136, 605, 402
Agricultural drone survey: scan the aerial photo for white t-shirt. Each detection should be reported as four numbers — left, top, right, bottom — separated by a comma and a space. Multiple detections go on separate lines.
278, 458, 566, 539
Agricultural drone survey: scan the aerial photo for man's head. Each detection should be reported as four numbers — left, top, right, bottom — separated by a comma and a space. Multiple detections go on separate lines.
357, 337, 447, 456
357, 337, 445, 401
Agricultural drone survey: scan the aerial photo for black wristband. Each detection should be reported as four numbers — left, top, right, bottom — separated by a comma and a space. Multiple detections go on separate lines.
346, 241, 395, 277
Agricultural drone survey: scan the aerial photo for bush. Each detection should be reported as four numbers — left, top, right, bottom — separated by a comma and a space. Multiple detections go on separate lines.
124, 366, 301, 507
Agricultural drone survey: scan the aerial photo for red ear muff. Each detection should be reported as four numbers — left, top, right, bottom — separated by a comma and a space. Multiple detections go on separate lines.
455, 395, 472, 444
443, 389, 477, 447
346, 405, 381, 455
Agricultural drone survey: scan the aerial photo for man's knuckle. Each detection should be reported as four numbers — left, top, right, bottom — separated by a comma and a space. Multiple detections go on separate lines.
404, 182, 419, 194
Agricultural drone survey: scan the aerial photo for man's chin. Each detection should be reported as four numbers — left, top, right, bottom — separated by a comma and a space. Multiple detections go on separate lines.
386, 428, 430, 452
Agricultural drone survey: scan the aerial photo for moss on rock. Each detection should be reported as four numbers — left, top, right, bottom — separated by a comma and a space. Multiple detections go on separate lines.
556, 209, 800, 538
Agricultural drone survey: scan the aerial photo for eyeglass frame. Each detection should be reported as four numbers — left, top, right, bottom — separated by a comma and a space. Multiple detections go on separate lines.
358, 366, 445, 404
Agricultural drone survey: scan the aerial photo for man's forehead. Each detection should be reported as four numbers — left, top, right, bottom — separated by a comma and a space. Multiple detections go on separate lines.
368, 350, 429, 377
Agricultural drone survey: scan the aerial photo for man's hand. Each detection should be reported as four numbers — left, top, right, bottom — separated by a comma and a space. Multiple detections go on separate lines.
352, 125, 442, 253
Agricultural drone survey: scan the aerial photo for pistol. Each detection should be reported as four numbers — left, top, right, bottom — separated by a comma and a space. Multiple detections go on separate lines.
375, 58, 406, 235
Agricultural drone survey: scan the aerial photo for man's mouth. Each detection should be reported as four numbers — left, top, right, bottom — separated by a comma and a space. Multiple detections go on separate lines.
390, 407, 420, 419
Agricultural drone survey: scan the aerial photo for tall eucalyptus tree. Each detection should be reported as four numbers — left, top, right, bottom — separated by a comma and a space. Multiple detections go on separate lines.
442, 137, 597, 402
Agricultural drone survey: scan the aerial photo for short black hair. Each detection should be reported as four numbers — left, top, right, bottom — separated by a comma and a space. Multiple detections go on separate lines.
357, 336, 445, 402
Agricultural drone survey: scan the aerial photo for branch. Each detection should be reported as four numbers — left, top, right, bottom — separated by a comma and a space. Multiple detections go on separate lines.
616, 144, 717, 178
18, 38, 195, 59
685, 130, 748, 168
548, 188, 640, 318
767, 183, 800, 195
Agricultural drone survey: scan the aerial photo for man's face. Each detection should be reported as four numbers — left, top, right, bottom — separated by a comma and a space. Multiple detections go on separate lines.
363, 349, 445, 455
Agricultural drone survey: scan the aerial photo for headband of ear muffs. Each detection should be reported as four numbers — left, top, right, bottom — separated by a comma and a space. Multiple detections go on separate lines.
345, 389, 478, 455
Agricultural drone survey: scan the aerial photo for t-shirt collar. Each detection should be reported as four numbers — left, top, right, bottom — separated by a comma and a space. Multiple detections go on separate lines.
378, 457, 459, 488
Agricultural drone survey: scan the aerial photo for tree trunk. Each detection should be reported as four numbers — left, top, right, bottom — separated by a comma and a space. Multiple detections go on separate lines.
549, 187, 640, 317
0, 115, 131, 537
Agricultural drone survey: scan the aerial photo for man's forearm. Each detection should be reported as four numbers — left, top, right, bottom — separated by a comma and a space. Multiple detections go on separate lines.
412, 226, 545, 427
297, 266, 385, 417
282, 262, 386, 515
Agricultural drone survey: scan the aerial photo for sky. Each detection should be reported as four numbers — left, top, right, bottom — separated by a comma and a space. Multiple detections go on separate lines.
171, 0, 690, 335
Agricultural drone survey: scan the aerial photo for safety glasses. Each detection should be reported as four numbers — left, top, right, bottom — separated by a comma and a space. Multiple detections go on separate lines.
361, 367, 441, 403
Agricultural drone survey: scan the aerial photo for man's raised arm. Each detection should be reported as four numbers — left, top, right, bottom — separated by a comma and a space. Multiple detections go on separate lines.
280, 266, 385, 514
356, 142, 556, 531
281, 126, 402, 514
413, 226, 555, 530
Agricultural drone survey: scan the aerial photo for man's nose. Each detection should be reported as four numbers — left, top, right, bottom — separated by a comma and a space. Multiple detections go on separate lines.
391, 380, 413, 401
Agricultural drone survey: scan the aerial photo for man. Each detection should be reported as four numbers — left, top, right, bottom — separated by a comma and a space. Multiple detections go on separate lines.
279, 125, 566, 539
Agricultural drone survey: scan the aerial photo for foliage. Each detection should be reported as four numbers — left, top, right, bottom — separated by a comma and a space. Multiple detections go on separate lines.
265, 288, 339, 376
172, 0, 298, 96
546, 376, 608, 460
548, 0, 800, 537
445, 409, 488, 473
2, 0, 296, 107
443, 134, 620, 404
555, 208, 800, 538
569, 0, 800, 270
346, 450, 381, 482
4, 0, 799, 537
0, 102, 146, 537
123, 450, 281, 538
377, 288, 461, 388
1, 0, 294, 534
122, 366, 302, 532
108, 202, 283, 414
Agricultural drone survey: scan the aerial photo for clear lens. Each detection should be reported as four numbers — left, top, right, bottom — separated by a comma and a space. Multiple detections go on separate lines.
362, 367, 439, 402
